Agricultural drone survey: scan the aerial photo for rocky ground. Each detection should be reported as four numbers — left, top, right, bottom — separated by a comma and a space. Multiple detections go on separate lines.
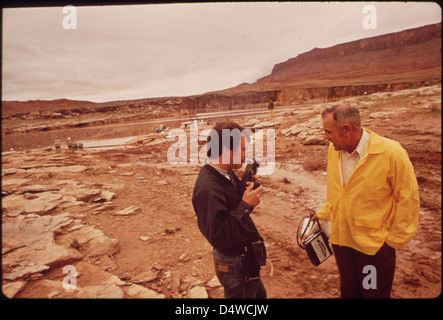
1, 85, 441, 299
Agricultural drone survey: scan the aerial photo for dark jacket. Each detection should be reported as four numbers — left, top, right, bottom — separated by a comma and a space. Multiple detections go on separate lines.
192, 164, 263, 256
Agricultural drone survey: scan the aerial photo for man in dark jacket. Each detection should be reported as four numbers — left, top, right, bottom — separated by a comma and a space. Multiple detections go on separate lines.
192, 121, 266, 298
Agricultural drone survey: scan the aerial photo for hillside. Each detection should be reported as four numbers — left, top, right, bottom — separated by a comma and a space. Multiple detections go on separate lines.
180, 22, 441, 112
215, 22, 441, 94
1, 99, 97, 117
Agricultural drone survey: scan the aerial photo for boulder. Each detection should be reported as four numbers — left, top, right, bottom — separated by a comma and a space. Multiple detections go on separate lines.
131, 270, 159, 284
281, 116, 326, 145
125, 284, 165, 298
251, 120, 281, 129
113, 205, 140, 216
178, 252, 191, 262
96, 190, 116, 202
206, 275, 221, 288
76, 283, 124, 299
26, 165, 87, 174
3, 264, 50, 281
19, 185, 61, 193
369, 111, 394, 119
55, 222, 120, 259
2, 179, 32, 195
2, 213, 83, 280
187, 286, 208, 298
23, 192, 63, 215
2, 281, 28, 298
2, 194, 29, 212
74, 188, 102, 202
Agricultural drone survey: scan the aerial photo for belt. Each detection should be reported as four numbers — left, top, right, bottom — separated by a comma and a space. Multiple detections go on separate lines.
245, 276, 260, 283
214, 246, 247, 258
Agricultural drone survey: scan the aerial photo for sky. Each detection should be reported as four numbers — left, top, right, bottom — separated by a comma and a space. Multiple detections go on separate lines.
2, 2, 441, 102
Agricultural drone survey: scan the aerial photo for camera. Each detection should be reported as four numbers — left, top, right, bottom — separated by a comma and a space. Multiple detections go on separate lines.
241, 157, 261, 190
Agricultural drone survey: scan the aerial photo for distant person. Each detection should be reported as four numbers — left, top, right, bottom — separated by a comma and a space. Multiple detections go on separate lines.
268, 98, 275, 118
312, 102, 419, 298
192, 121, 267, 298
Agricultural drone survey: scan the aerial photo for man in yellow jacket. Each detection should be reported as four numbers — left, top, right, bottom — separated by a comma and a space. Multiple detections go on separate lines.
313, 103, 419, 298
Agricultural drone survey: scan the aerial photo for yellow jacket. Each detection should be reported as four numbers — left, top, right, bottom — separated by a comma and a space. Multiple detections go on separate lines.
317, 128, 420, 255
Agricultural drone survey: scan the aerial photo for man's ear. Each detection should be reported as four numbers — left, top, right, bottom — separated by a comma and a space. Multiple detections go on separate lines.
343, 124, 352, 136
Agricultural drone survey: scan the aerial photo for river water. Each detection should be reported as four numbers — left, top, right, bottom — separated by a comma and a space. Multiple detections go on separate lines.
3, 107, 294, 152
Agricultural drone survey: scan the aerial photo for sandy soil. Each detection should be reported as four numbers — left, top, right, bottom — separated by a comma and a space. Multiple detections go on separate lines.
2, 86, 441, 299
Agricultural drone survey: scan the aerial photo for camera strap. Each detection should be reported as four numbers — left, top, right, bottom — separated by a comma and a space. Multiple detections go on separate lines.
227, 169, 241, 192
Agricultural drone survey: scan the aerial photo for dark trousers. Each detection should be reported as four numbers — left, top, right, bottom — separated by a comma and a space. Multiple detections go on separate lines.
332, 243, 396, 299
214, 249, 267, 299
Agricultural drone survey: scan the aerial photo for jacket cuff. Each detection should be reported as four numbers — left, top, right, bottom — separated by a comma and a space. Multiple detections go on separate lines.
316, 202, 332, 221
230, 201, 254, 221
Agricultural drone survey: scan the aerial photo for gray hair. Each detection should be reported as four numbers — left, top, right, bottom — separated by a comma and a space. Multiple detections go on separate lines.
321, 102, 361, 130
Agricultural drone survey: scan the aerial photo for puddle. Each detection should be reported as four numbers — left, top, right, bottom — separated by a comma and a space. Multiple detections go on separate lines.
2, 107, 298, 152
79, 136, 141, 150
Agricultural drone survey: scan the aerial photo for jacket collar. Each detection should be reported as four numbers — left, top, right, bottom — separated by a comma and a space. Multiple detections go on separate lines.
364, 128, 386, 155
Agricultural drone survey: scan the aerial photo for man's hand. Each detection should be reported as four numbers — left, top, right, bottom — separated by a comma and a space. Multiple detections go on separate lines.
242, 181, 263, 208
310, 213, 319, 221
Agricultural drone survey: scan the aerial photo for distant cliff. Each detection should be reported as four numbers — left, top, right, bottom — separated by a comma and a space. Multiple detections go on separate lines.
270, 22, 441, 77
180, 22, 441, 113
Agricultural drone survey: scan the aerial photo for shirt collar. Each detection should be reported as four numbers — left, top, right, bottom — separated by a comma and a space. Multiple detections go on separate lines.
208, 163, 229, 178
354, 128, 370, 157
345, 128, 370, 157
